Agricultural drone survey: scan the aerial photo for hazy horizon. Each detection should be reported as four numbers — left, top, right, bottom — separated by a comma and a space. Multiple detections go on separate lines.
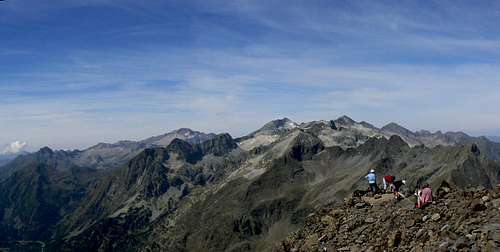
2, 115, 499, 152
2, 0, 500, 151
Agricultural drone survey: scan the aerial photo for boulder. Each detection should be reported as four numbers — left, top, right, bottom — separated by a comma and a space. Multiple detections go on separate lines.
355, 202, 367, 209
415, 229, 426, 239
471, 200, 487, 211
387, 231, 402, 248
431, 213, 441, 221
490, 198, 500, 208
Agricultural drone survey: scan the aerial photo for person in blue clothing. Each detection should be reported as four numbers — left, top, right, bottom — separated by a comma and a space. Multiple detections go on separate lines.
365, 169, 377, 193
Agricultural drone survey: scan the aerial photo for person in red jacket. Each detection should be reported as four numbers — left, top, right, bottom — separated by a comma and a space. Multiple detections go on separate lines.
416, 184, 433, 209
383, 175, 395, 192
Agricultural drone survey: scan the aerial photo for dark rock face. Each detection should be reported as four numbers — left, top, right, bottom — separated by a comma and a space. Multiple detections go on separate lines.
200, 133, 238, 156
0, 156, 99, 241
288, 132, 324, 161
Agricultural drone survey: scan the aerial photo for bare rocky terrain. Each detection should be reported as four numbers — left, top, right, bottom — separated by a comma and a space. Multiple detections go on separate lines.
280, 186, 500, 252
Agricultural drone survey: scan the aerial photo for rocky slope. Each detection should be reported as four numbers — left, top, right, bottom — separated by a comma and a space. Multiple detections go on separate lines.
51, 134, 243, 251
279, 186, 500, 252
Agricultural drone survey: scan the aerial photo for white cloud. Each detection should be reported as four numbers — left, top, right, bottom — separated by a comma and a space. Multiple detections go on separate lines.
2, 141, 28, 155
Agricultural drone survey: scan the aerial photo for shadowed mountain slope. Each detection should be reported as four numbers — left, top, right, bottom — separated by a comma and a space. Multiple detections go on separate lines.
52, 134, 242, 251
0, 148, 100, 241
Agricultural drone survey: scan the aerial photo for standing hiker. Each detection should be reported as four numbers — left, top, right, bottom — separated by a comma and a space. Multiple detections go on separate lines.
392, 179, 406, 200
416, 183, 433, 209
383, 175, 395, 192
365, 169, 377, 193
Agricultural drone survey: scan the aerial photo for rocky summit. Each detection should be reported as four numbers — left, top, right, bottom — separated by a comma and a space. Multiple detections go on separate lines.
279, 186, 500, 252
0, 117, 499, 252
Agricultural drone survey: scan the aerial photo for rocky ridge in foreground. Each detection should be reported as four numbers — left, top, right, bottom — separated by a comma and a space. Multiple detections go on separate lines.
279, 186, 500, 252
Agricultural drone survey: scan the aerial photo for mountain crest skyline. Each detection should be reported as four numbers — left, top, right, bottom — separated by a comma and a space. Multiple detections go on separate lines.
4, 115, 488, 153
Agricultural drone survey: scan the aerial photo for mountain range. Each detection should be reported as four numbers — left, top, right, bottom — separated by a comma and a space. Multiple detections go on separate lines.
0, 116, 499, 251
0, 128, 216, 179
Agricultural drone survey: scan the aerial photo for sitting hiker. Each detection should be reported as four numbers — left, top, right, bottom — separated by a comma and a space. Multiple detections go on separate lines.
383, 175, 395, 192
416, 183, 433, 209
365, 169, 377, 193
391, 179, 406, 200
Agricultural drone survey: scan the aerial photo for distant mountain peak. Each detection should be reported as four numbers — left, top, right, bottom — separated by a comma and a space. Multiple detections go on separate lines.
381, 122, 413, 135
142, 128, 217, 147
39, 146, 54, 155
255, 118, 298, 135
382, 122, 403, 129
172, 127, 197, 135
175, 127, 194, 132
335, 115, 356, 125
268, 117, 297, 128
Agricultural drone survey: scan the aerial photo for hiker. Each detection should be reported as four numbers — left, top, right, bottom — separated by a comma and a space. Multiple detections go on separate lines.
383, 175, 395, 192
416, 183, 433, 209
391, 179, 406, 200
365, 169, 377, 193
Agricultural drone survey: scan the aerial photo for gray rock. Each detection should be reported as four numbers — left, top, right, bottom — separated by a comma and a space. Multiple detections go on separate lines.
416, 229, 425, 238
491, 198, 500, 208
355, 203, 366, 209
440, 224, 450, 232
465, 233, 474, 240
365, 217, 376, 224
431, 213, 441, 221
438, 241, 449, 251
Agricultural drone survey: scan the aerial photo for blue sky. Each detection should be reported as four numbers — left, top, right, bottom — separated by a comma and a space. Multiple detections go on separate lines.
1, 0, 500, 150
